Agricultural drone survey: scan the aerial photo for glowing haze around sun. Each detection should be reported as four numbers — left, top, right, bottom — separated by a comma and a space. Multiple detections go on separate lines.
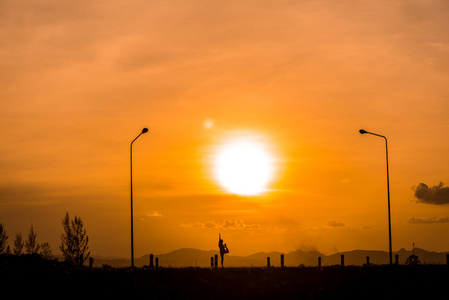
214, 140, 275, 196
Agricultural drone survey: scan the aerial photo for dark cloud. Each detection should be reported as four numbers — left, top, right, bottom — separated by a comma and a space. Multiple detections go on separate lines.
408, 217, 449, 224
413, 182, 449, 205
327, 220, 345, 227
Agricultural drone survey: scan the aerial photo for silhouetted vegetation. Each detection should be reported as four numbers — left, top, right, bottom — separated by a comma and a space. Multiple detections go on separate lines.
40, 242, 53, 260
60, 212, 90, 266
13, 232, 24, 255
1, 212, 86, 264
25, 224, 40, 254
0, 223, 8, 254
1, 223, 56, 259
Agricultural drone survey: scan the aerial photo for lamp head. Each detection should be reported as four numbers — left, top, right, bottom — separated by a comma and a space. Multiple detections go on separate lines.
359, 129, 368, 134
142, 128, 149, 134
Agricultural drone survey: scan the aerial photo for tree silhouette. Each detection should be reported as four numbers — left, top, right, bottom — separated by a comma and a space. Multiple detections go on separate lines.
0, 223, 8, 254
25, 224, 40, 254
40, 242, 53, 260
60, 212, 90, 266
13, 232, 24, 255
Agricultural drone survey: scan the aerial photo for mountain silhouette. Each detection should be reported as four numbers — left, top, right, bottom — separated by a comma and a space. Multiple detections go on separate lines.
92, 247, 449, 268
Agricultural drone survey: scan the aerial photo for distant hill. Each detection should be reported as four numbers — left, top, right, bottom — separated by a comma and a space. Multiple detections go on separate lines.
92, 247, 449, 268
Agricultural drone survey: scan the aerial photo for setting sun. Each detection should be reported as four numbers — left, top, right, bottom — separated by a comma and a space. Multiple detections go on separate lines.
214, 140, 275, 196
3, 0, 449, 271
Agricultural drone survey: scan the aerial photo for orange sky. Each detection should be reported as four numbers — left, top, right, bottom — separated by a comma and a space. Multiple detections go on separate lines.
1, 0, 449, 258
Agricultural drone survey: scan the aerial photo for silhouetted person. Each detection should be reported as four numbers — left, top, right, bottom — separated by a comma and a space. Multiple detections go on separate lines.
218, 233, 229, 268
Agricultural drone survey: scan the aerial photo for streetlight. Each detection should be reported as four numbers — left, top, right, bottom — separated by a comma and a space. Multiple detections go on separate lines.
359, 129, 392, 265
130, 128, 149, 267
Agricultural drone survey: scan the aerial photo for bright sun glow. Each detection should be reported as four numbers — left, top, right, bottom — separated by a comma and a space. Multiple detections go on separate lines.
214, 141, 275, 196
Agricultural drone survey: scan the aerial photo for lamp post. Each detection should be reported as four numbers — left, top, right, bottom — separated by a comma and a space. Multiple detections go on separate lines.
359, 129, 392, 265
130, 128, 148, 268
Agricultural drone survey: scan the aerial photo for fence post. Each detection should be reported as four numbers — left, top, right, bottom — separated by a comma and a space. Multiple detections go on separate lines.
155, 257, 159, 269
318, 256, 321, 267
150, 254, 154, 269
366, 256, 369, 265
89, 257, 94, 268
267, 257, 270, 267
447, 254, 449, 266
341, 254, 344, 266
214, 254, 218, 269
281, 254, 284, 267
211, 257, 214, 268
395, 254, 399, 265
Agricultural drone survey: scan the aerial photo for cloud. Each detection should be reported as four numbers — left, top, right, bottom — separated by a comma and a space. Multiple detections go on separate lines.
413, 182, 449, 205
180, 218, 260, 230
408, 217, 449, 224
146, 211, 165, 217
327, 220, 345, 227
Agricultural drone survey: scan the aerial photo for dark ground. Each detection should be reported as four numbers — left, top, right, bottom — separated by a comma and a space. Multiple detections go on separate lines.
1, 255, 448, 299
